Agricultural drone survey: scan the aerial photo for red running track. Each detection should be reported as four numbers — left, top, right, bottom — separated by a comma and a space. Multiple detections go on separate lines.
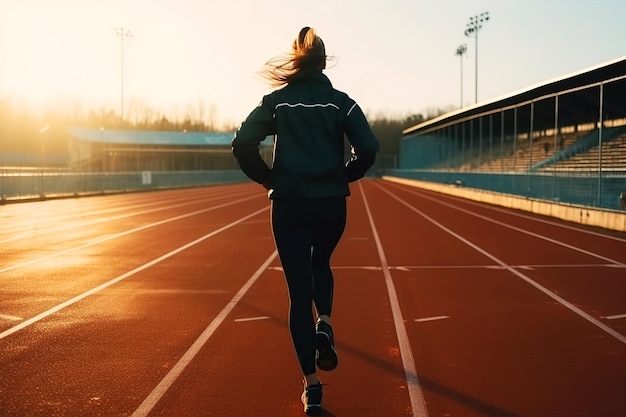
0, 178, 624, 417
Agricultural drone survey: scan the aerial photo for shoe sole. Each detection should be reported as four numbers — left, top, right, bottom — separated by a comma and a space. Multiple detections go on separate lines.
316, 331, 338, 371
305, 405, 322, 416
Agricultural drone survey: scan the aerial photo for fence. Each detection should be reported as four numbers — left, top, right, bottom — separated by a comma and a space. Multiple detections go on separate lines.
385, 169, 626, 211
0, 170, 248, 203
394, 126, 626, 211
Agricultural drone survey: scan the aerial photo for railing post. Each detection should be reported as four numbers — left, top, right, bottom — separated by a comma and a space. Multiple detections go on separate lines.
500, 110, 505, 174
597, 83, 604, 206
528, 102, 534, 191
553, 95, 559, 200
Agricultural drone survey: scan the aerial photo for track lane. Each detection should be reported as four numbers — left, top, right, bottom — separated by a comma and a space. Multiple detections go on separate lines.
371, 180, 626, 343
146, 182, 417, 417
0, 186, 247, 238
383, 181, 626, 263
1, 180, 625, 416
376, 183, 620, 267
0, 188, 276, 416
0, 187, 257, 260
360, 179, 626, 417
0, 193, 269, 335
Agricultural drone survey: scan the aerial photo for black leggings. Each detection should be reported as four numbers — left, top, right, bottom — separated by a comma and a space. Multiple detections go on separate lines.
271, 197, 346, 376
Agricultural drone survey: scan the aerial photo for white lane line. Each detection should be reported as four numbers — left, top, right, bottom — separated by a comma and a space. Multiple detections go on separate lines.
384, 177, 626, 244
267, 266, 284, 271
131, 251, 278, 417
375, 183, 626, 346
359, 182, 429, 417
0, 314, 23, 321
390, 265, 503, 270
384, 181, 625, 266
603, 314, 626, 320
0, 206, 269, 341
111, 289, 229, 295
234, 316, 271, 322
390, 264, 619, 270
279, 264, 619, 272
415, 316, 450, 323
329, 266, 380, 270
0, 189, 253, 244
0, 194, 262, 275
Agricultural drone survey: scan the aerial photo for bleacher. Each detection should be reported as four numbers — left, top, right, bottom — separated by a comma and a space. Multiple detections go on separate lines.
543, 134, 626, 172
397, 57, 626, 212
464, 131, 581, 173
453, 128, 626, 174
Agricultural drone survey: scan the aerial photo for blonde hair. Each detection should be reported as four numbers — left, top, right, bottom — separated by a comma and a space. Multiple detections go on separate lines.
261, 27, 330, 87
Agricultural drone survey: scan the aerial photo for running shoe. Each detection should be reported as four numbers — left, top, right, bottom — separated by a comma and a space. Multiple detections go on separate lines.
316, 320, 338, 371
301, 382, 323, 415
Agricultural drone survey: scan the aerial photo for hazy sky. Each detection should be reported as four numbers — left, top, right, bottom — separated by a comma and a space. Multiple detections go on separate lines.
1, 0, 626, 126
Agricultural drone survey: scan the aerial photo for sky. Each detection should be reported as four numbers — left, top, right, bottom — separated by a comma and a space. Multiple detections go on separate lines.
1, 0, 626, 127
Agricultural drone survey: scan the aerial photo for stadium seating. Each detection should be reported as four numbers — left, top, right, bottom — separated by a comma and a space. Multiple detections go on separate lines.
461, 130, 626, 173
544, 134, 626, 171
465, 131, 580, 173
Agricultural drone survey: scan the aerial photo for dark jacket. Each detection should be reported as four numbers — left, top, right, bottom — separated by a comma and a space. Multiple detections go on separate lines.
231, 71, 380, 200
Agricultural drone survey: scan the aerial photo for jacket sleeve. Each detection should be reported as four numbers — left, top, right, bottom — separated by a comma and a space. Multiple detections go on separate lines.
343, 101, 380, 182
231, 95, 275, 185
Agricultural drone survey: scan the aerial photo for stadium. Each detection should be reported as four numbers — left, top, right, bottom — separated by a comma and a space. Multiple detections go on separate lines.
388, 56, 626, 231
1, 57, 625, 230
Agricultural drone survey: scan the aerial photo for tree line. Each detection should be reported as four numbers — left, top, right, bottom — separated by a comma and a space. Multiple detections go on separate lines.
0, 97, 450, 157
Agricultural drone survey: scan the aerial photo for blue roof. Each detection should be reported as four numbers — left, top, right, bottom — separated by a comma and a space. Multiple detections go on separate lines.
68, 127, 272, 147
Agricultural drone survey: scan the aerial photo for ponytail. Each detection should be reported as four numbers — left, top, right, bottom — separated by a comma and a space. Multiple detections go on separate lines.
261, 27, 330, 87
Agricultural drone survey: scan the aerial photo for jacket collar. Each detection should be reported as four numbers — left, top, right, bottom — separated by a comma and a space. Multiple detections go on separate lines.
291, 70, 332, 86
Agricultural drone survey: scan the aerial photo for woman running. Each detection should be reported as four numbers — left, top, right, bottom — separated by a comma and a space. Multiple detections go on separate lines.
231, 26, 379, 415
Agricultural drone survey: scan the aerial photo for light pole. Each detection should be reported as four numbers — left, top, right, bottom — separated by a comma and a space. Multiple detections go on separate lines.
100, 127, 105, 193
464, 11, 490, 104
39, 124, 49, 199
115, 27, 132, 125
455, 44, 467, 108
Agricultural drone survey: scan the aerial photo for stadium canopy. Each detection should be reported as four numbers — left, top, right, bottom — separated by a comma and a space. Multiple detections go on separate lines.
68, 127, 272, 146
403, 55, 626, 137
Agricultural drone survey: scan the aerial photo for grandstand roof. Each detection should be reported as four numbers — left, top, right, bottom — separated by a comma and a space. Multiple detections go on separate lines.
69, 127, 273, 147
404, 55, 626, 136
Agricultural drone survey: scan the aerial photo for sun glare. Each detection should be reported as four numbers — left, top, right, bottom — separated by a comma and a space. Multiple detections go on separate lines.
2, 2, 124, 113
0, 1, 252, 125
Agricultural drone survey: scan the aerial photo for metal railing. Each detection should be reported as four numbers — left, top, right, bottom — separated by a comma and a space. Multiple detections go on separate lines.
0, 170, 248, 203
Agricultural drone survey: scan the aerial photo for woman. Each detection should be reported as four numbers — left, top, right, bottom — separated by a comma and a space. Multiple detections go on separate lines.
231, 26, 379, 415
